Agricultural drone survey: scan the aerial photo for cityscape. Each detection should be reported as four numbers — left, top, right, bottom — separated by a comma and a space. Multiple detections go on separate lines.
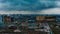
0, 0, 60, 34
0, 14, 59, 34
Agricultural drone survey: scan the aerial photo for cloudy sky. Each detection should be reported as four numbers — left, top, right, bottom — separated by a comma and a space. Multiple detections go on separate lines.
0, 0, 60, 14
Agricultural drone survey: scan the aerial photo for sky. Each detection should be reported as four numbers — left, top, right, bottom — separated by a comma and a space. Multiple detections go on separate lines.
0, 0, 60, 14
0, 0, 58, 11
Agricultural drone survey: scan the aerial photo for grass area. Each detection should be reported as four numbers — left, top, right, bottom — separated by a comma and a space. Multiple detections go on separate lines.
50, 27, 60, 34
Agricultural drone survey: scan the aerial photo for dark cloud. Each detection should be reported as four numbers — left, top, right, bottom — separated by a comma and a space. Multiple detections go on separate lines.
0, 0, 58, 11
